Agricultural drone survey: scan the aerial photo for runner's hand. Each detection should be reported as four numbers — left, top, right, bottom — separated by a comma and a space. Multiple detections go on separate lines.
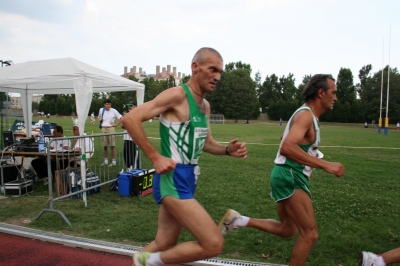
324, 162, 345, 178
153, 156, 177, 174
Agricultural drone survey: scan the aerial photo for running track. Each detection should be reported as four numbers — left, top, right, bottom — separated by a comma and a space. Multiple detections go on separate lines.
0, 232, 132, 266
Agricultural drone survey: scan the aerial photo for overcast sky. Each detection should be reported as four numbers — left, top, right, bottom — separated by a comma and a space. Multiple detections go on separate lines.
0, 0, 399, 86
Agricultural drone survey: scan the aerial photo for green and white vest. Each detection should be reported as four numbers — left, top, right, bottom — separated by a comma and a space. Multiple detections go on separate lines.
274, 105, 320, 177
159, 84, 208, 165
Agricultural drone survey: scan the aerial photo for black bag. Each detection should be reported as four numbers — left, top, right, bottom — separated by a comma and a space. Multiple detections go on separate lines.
99, 121, 102, 129
69, 171, 100, 199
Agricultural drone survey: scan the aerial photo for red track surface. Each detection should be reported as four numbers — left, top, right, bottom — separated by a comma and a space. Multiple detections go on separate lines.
0, 232, 132, 266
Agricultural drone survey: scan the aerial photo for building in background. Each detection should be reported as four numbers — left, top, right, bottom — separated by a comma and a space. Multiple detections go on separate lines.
122, 65, 185, 84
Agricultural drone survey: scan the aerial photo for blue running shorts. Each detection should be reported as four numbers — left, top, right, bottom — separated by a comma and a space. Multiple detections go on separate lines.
153, 163, 198, 204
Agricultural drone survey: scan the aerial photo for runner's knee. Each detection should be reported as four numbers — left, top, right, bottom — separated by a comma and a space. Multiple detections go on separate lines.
300, 227, 318, 244
202, 235, 224, 257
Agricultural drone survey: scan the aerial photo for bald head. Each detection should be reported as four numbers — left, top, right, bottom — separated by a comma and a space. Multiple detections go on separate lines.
192, 47, 223, 65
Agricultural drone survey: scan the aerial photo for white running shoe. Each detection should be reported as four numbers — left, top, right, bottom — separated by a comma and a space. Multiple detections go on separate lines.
108, 162, 116, 167
132, 251, 151, 266
358, 251, 378, 266
100, 162, 108, 166
218, 209, 241, 235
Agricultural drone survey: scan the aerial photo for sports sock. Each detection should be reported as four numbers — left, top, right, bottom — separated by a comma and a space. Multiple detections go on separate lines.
104, 158, 108, 164
233, 216, 250, 227
112, 159, 116, 164
375, 256, 386, 266
147, 252, 163, 266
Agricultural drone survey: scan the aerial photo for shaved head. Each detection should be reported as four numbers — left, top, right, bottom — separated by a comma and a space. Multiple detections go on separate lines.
192, 47, 223, 65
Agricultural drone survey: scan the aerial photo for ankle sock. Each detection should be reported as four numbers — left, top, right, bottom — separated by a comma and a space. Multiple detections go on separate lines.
147, 252, 163, 266
375, 256, 386, 266
233, 216, 250, 227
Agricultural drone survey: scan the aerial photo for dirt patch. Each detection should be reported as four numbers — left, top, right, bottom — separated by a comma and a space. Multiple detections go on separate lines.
4, 218, 31, 226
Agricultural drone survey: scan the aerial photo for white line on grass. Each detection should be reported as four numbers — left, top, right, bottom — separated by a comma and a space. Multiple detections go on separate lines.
147, 137, 400, 150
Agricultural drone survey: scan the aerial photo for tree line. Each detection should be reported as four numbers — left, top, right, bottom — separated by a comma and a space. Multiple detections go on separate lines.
34, 63, 400, 124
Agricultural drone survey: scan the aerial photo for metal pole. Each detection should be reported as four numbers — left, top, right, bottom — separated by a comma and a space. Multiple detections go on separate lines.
378, 38, 384, 134
384, 24, 391, 135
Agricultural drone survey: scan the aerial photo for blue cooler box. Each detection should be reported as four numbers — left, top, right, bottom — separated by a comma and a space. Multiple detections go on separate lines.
118, 169, 155, 197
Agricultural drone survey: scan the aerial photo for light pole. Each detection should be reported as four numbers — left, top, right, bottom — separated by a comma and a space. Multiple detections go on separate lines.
0, 60, 13, 67
0, 60, 13, 148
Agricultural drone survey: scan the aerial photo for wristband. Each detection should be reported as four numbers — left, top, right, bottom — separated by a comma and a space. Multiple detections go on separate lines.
225, 146, 231, 156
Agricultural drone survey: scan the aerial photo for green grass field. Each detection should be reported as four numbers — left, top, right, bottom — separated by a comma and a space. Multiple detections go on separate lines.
1, 117, 399, 266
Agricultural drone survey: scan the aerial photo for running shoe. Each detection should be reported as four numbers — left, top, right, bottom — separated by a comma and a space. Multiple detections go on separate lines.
358, 251, 378, 266
218, 209, 241, 235
100, 162, 108, 166
108, 162, 116, 167
132, 251, 151, 266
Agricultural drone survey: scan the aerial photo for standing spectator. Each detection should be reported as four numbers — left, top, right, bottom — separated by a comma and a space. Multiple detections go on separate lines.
121, 102, 137, 169
98, 99, 123, 166
90, 112, 95, 124
396, 122, 399, 130
365, 121, 368, 128
279, 118, 283, 126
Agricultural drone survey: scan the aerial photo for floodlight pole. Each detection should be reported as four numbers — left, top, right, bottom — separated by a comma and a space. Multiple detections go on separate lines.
378, 38, 384, 134
384, 24, 391, 136
0, 60, 14, 148
0, 60, 14, 143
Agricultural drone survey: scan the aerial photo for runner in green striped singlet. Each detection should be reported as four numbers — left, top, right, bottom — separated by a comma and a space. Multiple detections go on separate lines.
219, 74, 345, 266
123, 47, 248, 266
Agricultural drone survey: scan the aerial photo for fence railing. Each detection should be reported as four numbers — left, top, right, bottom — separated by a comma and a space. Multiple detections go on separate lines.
34, 132, 140, 226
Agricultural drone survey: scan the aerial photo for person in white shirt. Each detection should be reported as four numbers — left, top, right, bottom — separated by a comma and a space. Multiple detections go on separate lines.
31, 125, 71, 179
90, 112, 95, 124
98, 99, 123, 166
71, 124, 93, 166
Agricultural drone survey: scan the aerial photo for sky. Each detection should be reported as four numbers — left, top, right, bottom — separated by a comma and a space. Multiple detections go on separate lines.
0, 0, 399, 87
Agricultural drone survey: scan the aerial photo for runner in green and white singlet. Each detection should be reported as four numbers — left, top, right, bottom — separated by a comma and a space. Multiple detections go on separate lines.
217, 74, 344, 266
123, 47, 248, 266
271, 104, 321, 201
154, 83, 209, 203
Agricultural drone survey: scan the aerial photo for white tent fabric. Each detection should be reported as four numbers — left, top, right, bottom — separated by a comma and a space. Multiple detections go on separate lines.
0, 57, 145, 135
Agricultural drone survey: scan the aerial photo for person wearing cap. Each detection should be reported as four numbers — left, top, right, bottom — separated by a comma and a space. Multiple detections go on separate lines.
98, 99, 123, 166
121, 102, 137, 169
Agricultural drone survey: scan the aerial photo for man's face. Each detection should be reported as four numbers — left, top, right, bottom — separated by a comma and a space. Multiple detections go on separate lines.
73, 126, 80, 136
104, 102, 111, 110
193, 52, 223, 93
53, 129, 62, 137
321, 79, 338, 111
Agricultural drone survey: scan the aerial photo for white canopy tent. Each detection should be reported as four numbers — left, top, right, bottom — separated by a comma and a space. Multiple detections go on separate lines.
0, 57, 145, 135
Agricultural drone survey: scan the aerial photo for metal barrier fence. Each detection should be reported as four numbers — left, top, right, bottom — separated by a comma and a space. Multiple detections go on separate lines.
34, 132, 140, 226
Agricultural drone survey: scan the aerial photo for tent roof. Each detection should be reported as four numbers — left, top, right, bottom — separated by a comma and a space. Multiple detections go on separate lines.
0, 57, 145, 140
0, 57, 144, 95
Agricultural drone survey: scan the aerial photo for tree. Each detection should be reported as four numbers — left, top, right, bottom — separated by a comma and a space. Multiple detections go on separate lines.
208, 62, 259, 121
336, 68, 356, 103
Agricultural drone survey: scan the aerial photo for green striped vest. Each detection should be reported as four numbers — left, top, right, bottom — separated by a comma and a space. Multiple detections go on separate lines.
274, 105, 320, 177
159, 84, 208, 165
